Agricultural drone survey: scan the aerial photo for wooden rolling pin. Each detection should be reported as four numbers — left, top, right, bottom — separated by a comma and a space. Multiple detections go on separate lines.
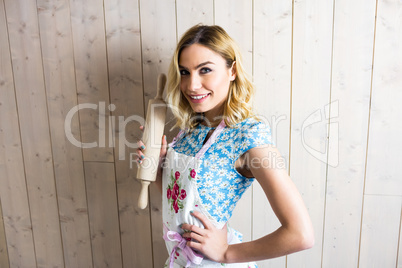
137, 73, 167, 209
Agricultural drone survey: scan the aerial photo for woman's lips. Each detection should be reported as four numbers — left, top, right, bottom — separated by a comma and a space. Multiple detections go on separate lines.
188, 93, 210, 103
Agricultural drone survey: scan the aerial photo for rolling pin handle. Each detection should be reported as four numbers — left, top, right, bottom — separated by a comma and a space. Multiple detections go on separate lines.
156, 74, 167, 100
138, 180, 151, 209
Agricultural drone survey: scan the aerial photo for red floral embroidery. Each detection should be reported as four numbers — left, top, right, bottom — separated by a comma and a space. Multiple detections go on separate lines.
190, 169, 196, 178
167, 188, 172, 199
188, 168, 196, 180
167, 169, 186, 213
179, 189, 186, 200
172, 183, 180, 200
173, 199, 179, 213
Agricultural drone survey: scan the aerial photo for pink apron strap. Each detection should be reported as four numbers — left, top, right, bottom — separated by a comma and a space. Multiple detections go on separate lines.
195, 120, 226, 159
163, 224, 203, 267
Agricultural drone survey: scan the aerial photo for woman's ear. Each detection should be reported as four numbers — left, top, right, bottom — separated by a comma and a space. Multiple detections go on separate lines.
230, 61, 237, 81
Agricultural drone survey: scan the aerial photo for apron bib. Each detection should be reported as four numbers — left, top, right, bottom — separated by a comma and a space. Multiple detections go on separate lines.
162, 121, 257, 268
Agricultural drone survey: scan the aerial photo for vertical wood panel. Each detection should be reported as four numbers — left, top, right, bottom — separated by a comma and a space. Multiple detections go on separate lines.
69, 0, 114, 162
214, 0, 254, 242
398, 213, 402, 268
84, 162, 122, 268
214, 0, 253, 75
359, 195, 401, 267
103, 0, 153, 267
176, 0, 214, 37
36, 0, 93, 267
253, 0, 292, 267
253, 0, 292, 162
321, 0, 376, 267
4, 0, 64, 266
139, 0, 177, 266
140, 0, 176, 100
0, 199, 10, 268
288, 0, 334, 267
365, 0, 402, 196
0, 1, 37, 266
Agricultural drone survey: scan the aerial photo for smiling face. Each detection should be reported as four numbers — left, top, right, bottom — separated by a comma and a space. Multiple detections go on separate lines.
179, 44, 236, 125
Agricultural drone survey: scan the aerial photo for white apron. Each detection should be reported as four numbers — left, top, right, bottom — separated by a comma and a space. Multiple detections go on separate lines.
162, 121, 258, 268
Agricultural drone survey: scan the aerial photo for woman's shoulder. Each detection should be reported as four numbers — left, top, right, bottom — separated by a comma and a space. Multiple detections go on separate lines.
229, 116, 273, 153
231, 116, 270, 133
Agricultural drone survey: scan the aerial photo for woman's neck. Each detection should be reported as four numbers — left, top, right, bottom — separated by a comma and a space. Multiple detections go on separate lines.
202, 106, 224, 128
198, 114, 223, 128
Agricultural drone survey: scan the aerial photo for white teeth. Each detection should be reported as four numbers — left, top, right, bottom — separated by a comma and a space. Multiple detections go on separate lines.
190, 94, 209, 100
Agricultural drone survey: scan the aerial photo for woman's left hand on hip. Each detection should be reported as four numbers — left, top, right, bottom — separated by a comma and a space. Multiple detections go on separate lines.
181, 211, 229, 263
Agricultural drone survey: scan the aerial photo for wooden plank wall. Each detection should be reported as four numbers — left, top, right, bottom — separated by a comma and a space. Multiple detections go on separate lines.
0, 0, 401, 267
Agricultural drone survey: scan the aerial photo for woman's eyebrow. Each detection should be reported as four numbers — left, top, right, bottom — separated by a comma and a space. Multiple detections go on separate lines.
179, 61, 215, 70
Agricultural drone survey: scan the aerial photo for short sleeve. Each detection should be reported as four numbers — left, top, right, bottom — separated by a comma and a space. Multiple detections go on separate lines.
234, 118, 273, 158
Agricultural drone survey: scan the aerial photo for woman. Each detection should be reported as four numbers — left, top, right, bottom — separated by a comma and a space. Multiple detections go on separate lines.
137, 24, 314, 268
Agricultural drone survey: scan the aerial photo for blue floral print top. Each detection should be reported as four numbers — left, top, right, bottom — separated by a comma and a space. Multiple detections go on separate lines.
171, 117, 273, 226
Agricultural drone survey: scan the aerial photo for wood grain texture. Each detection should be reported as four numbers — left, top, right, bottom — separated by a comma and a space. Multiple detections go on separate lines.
36, 0, 93, 267
253, 0, 292, 160
176, 0, 214, 37
321, 0, 376, 267
252, 1, 292, 267
84, 162, 123, 268
4, 0, 64, 266
0, 199, 10, 268
287, 0, 334, 267
104, 0, 153, 267
140, 0, 176, 102
214, 0, 254, 243
365, 0, 402, 196
214, 0, 253, 74
69, 0, 114, 162
139, 0, 177, 266
0, 1, 37, 267
359, 195, 401, 267
398, 213, 402, 268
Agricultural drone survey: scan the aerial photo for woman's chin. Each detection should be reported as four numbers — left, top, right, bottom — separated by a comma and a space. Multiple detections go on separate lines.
190, 106, 207, 114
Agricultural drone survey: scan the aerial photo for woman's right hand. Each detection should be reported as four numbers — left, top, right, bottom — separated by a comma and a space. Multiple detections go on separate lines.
136, 125, 167, 193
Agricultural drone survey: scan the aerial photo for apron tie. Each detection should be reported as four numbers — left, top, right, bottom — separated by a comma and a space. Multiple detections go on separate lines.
163, 224, 203, 267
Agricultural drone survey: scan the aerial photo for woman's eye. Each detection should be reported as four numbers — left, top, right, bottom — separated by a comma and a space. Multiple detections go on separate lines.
200, 68, 212, 74
179, 69, 189, 75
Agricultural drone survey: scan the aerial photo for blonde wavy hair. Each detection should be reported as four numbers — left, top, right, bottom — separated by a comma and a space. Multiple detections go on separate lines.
167, 24, 255, 129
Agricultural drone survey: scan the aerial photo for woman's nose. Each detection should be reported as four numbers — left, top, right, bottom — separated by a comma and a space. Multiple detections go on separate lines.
187, 74, 201, 91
